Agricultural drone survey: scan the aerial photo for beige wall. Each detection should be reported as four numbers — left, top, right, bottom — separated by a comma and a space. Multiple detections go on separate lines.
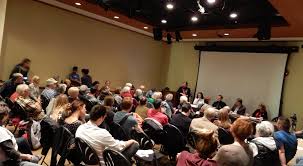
1, 0, 166, 89
164, 42, 200, 91
0, 0, 7, 79
282, 42, 303, 129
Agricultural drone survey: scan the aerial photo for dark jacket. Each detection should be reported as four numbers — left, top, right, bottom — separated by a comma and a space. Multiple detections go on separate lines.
212, 101, 227, 109
9, 64, 29, 79
81, 75, 93, 88
251, 139, 280, 166
0, 80, 18, 98
231, 105, 246, 115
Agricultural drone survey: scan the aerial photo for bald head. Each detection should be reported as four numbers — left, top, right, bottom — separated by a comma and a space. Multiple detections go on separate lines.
204, 107, 216, 120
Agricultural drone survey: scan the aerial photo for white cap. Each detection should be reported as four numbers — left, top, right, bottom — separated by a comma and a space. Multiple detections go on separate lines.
46, 78, 58, 85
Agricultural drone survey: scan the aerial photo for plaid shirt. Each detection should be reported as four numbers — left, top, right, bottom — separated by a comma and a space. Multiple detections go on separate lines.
15, 96, 45, 121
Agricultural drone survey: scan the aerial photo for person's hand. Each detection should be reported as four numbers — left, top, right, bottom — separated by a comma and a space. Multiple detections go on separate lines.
23, 154, 33, 161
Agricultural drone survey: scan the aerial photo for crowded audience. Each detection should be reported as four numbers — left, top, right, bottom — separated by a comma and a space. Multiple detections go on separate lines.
0, 62, 301, 166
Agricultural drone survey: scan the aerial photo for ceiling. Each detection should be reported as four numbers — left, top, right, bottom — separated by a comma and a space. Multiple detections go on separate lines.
40, 0, 303, 40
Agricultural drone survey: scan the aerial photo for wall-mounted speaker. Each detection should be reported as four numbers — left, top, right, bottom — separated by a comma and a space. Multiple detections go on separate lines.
153, 28, 163, 41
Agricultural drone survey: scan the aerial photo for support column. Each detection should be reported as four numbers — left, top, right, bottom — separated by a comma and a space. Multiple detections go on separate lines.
0, 0, 7, 80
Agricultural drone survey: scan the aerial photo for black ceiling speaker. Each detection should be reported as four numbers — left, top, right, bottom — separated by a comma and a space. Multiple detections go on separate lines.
255, 18, 271, 40
175, 31, 182, 42
167, 33, 172, 44
153, 28, 163, 41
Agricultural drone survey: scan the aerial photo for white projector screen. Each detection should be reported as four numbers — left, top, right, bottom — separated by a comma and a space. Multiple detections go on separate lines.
196, 51, 287, 119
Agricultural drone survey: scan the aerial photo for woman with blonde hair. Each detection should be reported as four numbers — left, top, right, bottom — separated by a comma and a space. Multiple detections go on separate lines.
177, 128, 218, 166
48, 94, 68, 122
214, 107, 231, 129
29, 75, 40, 101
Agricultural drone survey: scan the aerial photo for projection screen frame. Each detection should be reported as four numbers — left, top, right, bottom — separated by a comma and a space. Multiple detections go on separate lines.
193, 45, 298, 117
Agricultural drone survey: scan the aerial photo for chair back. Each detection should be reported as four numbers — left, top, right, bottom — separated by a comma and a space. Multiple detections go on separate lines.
187, 131, 198, 149
76, 137, 101, 166
218, 127, 234, 145
103, 149, 131, 166
4, 97, 14, 109
13, 102, 28, 120
40, 95, 50, 111
142, 118, 166, 144
108, 122, 129, 141
162, 124, 186, 156
130, 130, 154, 150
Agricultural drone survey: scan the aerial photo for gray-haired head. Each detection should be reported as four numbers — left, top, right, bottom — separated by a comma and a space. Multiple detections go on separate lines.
256, 121, 274, 137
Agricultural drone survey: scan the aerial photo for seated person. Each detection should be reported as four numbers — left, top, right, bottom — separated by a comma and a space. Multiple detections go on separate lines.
249, 121, 279, 166
59, 99, 86, 135
86, 88, 99, 103
46, 84, 67, 115
15, 84, 45, 121
170, 103, 192, 138
147, 99, 169, 126
177, 96, 188, 111
0, 101, 41, 166
252, 103, 268, 120
41, 78, 58, 101
212, 95, 226, 110
48, 94, 69, 122
161, 94, 174, 118
231, 98, 246, 115
190, 107, 218, 137
28, 76, 40, 102
67, 87, 79, 103
75, 105, 139, 164
135, 97, 149, 120
274, 117, 297, 166
177, 129, 217, 166
0, 73, 23, 99
214, 119, 254, 166
114, 98, 143, 136
214, 107, 231, 130
192, 92, 204, 109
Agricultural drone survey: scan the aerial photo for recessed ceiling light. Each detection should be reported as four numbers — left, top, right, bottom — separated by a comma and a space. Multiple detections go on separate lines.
224, 33, 230, 36
114, 16, 119, 19
230, 13, 238, 19
191, 16, 198, 22
75, 2, 81, 6
192, 33, 197, 37
143, 26, 148, 29
166, 3, 174, 10
207, 0, 216, 4
161, 19, 167, 24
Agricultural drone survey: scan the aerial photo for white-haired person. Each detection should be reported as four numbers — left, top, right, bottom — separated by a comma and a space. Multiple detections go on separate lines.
190, 107, 218, 138
134, 89, 143, 101
67, 87, 79, 103
162, 93, 175, 117
15, 84, 45, 121
248, 121, 280, 166
176, 95, 188, 112
28, 76, 40, 101
121, 86, 131, 98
